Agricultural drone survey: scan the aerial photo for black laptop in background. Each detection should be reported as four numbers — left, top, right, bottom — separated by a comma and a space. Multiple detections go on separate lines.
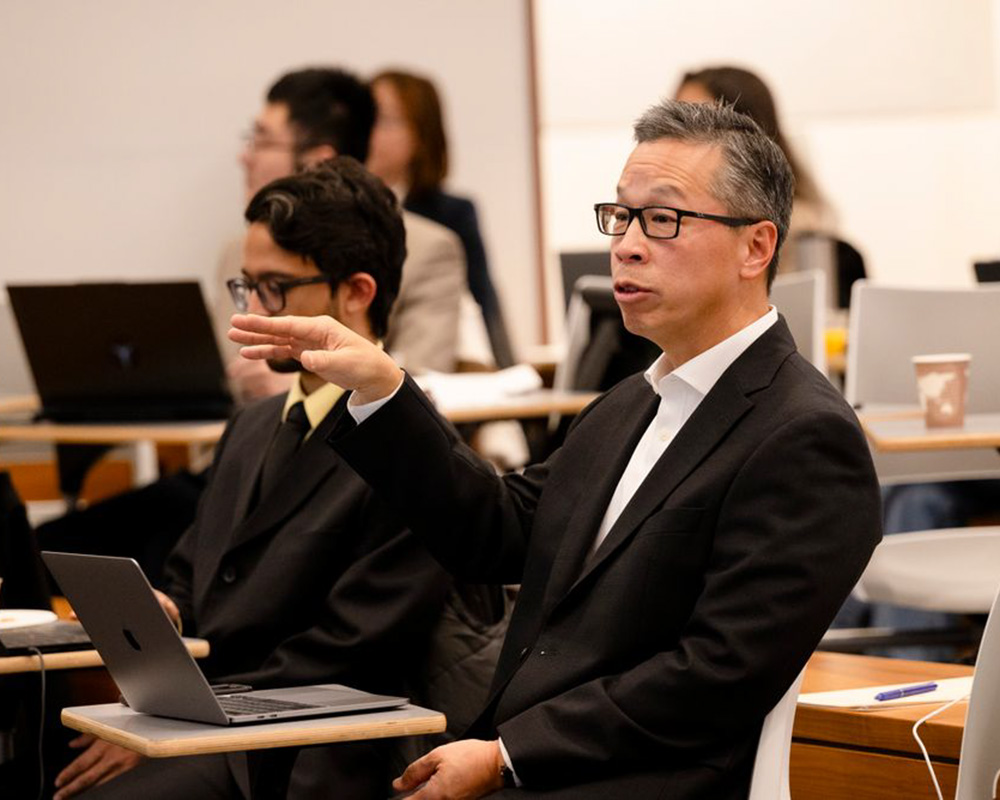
973, 260, 1000, 283
7, 282, 232, 422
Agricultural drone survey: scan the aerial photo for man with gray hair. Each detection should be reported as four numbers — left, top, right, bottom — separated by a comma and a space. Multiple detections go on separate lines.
230, 100, 882, 799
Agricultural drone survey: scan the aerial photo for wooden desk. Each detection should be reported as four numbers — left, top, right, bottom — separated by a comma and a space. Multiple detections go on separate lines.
0, 637, 209, 675
0, 395, 226, 487
61, 702, 444, 758
793, 651, 973, 799
0, 419, 227, 447
0, 392, 596, 440
860, 409, 1000, 453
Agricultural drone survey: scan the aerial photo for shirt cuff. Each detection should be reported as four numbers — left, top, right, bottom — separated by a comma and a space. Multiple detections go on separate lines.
346, 374, 405, 424
497, 738, 522, 787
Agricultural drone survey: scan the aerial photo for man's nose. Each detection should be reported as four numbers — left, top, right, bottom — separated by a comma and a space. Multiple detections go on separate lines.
613, 215, 649, 262
246, 288, 269, 315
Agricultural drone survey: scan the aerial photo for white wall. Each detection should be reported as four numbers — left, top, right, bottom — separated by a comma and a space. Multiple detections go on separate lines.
536, 0, 1000, 341
0, 0, 539, 351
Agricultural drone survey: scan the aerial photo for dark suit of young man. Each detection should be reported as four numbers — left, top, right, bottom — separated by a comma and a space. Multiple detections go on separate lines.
66, 160, 454, 800
81, 389, 450, 800
229, 102, 883, 798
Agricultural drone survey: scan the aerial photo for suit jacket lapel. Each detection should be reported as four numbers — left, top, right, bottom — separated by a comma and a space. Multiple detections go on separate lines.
540, 388, 658, 614
229, 415, 278, 526
560, 317, 798, 603
226, 396, 347, 552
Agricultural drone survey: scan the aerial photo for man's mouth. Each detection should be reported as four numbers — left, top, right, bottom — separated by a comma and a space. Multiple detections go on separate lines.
614, 280, 650, 297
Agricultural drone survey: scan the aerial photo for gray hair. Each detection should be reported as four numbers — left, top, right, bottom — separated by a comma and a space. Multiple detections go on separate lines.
633, 100, 794, 287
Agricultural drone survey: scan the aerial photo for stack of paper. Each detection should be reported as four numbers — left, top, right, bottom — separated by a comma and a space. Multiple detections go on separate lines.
415, 365, 543, 412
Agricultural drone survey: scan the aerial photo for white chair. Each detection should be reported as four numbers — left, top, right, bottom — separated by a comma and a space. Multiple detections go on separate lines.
856, 527, 1000, 614
954, 585, 1000, 799
770, 269, 827, 372
846, 281, 1000, 485
748, 668, 806, 800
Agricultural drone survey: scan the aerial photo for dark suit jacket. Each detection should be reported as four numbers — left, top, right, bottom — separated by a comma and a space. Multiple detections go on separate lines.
163, 392, 450, 692
157, 392, 451, 798
406, 189, 514, 367
331, 318, 882, 799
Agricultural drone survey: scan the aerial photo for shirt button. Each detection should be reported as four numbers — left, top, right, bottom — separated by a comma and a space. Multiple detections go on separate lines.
221, 566, 237, 584
519, 646, 529, 660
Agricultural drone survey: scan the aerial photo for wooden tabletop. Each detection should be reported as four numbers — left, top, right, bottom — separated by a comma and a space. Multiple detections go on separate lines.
859, 408, 1000, 452
61, 703, 446, 758
797, 651, 973, 759
0, 637, 209, 675
0, 419, 228, 446
0, 390, 597, 444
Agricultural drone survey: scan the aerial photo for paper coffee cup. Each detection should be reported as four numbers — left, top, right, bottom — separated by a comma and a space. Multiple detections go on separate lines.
912, 353, 971, 428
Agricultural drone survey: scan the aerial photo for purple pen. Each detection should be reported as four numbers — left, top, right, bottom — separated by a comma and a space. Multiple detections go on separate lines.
874, 682, 938, 702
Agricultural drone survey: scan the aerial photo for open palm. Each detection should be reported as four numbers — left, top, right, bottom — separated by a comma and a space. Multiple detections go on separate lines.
228, 313, 402, 403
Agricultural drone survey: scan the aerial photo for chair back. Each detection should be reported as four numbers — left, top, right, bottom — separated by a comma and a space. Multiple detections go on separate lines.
553, 275, 658, 393
770, 270, 827, 371
846, 281, 1000, 484
748, 668, 806, 800
856, 527, 1000, 613
558, 251, 608, 310
846, 282, 1000, 411
791, 232, 866, 310
955, 585, 1000, 799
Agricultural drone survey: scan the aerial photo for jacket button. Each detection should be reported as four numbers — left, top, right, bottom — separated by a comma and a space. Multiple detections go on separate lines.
221, 566, 237, 584
519, 647, 529, 660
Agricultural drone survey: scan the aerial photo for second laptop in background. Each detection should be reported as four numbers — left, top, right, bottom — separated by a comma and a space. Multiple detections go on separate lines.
8, 281, 232, 422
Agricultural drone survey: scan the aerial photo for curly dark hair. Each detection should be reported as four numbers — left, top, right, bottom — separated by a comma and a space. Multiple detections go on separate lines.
244, 156, 406, 338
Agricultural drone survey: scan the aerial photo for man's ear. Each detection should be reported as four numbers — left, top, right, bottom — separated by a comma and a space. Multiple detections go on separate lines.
333, 272, 378, 320
739, 221, 778, 282
300, 143, 337, 167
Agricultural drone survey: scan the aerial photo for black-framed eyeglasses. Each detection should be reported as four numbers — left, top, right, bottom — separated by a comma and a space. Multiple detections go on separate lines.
227, 275, 335, 313
594, 202, 760, 240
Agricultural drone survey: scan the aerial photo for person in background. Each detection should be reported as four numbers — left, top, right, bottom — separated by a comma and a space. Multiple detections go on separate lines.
367, 69, 514, 368
675, 65, 837, 274
58, 158, 452, 800
218, 66, 467, 400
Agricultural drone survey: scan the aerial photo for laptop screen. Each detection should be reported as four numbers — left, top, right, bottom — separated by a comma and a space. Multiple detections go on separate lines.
8, 282, 232, 422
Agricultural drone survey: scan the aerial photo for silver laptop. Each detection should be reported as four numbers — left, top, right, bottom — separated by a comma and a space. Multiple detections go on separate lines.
42, 552, 408, 726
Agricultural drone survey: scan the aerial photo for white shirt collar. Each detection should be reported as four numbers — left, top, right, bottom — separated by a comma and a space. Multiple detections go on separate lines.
643, 307, 778, 399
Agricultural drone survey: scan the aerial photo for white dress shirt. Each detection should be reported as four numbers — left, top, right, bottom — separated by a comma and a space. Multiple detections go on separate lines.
591, 307, 777, 553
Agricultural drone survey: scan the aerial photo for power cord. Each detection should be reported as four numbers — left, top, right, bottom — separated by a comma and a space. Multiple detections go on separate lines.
27, 646, 45, 800
911, 692, 970, 800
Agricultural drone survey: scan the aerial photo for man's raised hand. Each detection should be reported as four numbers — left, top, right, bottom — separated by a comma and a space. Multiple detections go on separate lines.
228, 313, 403, 404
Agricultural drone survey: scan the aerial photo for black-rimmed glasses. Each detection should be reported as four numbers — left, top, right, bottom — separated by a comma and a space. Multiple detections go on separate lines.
594, 203, 759, 240
227, 275, 335, 313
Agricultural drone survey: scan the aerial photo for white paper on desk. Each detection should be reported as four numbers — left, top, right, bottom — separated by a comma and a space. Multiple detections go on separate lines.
799, 676, 973, 711
415, 365, 543, 411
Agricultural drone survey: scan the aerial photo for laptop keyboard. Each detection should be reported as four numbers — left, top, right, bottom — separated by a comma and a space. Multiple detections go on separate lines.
217, 695, 319, 716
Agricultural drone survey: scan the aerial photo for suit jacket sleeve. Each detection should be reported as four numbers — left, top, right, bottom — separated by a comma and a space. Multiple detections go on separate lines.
332, 376, 560, 585
385, 214, 466, 374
